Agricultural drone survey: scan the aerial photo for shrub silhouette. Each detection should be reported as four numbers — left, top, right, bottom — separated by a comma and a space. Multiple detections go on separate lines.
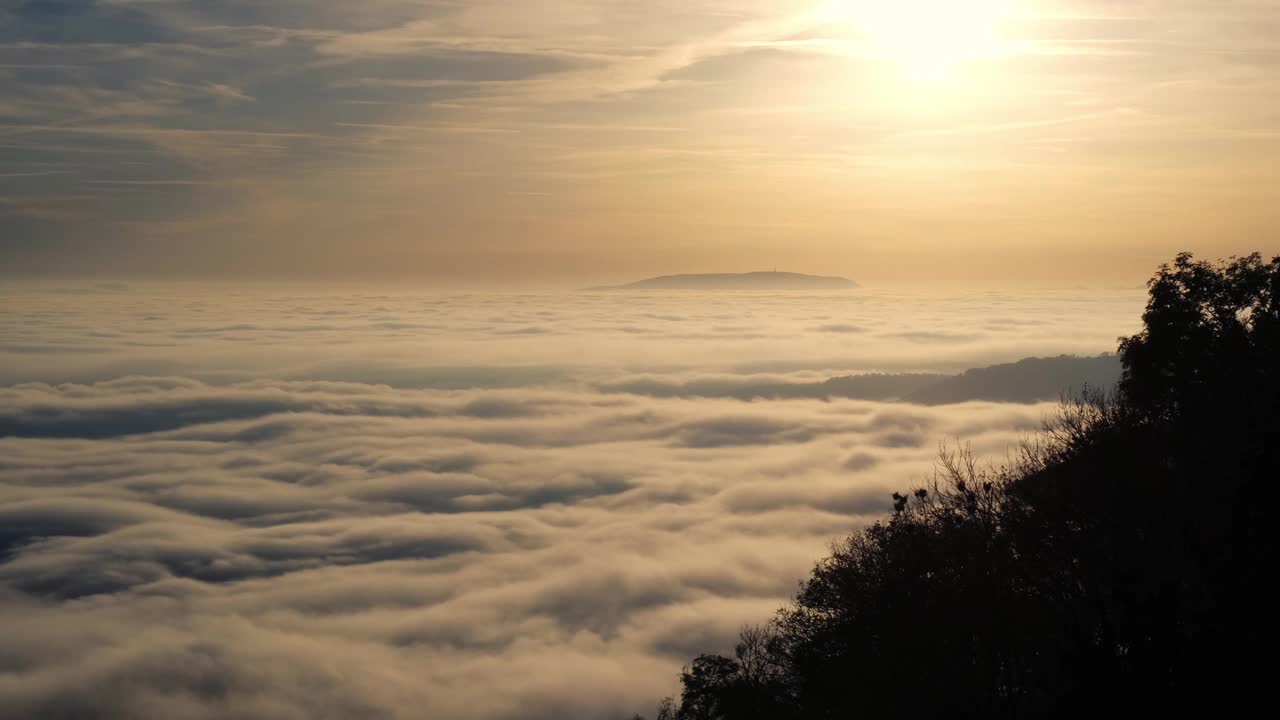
636, 252, 1279, 719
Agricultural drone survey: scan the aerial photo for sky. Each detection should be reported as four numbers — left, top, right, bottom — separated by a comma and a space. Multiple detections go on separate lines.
0, 284, 1144, 719
3, 5, 1269, 715
2, 0, 1277, 285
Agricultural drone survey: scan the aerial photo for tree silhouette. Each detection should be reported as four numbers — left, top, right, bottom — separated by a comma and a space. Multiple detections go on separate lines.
639, 252, 1279, 719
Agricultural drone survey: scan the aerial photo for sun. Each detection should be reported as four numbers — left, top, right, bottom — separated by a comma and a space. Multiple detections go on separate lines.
823, 0, 1016, 82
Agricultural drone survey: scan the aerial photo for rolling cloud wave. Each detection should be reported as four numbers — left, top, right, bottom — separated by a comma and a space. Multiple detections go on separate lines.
0, 285, 1140, 719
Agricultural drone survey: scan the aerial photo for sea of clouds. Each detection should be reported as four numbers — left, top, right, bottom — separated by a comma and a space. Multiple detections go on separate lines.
0, 283, 1143, 719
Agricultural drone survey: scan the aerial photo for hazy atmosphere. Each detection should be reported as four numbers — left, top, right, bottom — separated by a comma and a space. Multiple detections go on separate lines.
3, 2, 1277, 719
3, 0, 1278, 284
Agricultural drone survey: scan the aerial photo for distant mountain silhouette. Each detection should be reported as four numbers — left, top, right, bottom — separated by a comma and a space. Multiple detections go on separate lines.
601, 354, 1121, 404
906, 353, 1121, 404
589, 272, 857, 291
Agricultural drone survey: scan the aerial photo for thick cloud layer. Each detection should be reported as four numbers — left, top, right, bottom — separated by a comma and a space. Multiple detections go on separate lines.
0, 284, 1142, 719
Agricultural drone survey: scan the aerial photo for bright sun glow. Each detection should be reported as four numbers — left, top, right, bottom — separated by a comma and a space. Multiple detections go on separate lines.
825, 0, 1017, 82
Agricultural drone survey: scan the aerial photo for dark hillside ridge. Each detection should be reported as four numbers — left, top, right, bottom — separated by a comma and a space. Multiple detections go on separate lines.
601, 353, 1122, 405
906, 353, 1121, 404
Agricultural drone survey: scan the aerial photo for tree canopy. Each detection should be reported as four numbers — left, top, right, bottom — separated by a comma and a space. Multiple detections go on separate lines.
639, 252, 1279, 719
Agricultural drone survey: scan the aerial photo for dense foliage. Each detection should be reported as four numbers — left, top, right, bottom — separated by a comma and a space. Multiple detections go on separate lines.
640, 252, 1279, 719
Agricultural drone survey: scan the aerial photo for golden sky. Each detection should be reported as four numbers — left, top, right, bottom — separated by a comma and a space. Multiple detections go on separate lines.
2, 0, 1277, 284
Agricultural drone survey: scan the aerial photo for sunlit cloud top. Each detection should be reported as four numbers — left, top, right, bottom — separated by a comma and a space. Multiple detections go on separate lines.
2, 1, 1277, 283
